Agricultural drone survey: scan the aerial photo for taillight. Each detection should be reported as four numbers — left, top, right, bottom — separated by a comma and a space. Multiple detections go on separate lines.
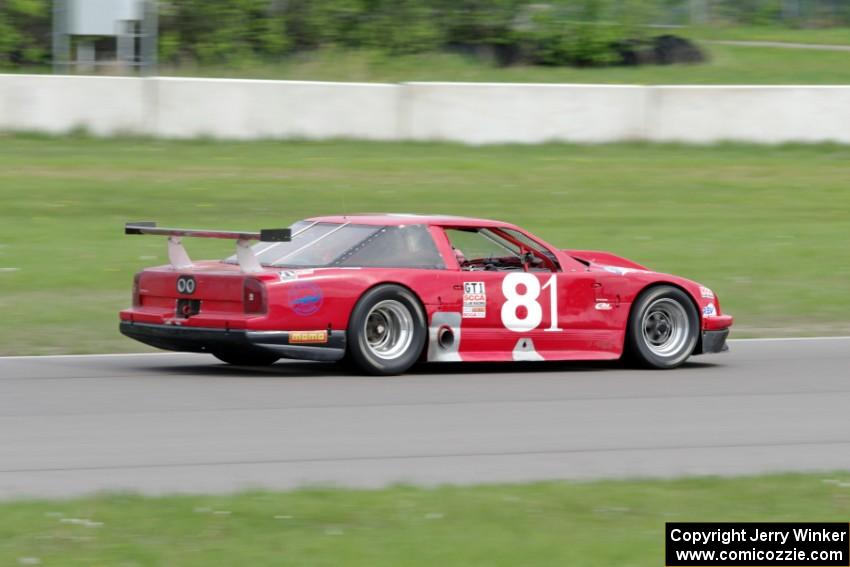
243, 278, 267, 314
132, 273, 142, 307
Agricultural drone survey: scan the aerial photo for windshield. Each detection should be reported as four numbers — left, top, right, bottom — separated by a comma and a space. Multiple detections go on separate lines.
224, 221, 444, 269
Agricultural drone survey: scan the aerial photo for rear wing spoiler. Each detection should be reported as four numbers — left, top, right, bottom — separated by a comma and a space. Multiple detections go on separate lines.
125, 222, 290, 273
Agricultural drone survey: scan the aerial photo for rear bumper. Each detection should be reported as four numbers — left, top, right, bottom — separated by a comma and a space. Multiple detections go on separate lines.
696, 328, 730, 355
119, 321, 346, 362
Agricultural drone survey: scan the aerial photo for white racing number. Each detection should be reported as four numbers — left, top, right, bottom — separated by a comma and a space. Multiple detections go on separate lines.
500, 273, 562, 332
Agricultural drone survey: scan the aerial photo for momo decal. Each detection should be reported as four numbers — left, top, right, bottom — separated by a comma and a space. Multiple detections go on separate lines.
595, 302, 613, 311
699, 286, 715, 299
289, 330, 328, 344
287, 282, 324, 316
462, 281, 486, 319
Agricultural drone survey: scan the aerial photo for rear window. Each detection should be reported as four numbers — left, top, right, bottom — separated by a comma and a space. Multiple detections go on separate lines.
269, 224, 379, 267
249, 222, 338, 265
225, 221, 443, 269
334, 225, 444, 269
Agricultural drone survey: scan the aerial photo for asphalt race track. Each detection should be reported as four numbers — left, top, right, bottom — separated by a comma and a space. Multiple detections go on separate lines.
1, 337, 849, 499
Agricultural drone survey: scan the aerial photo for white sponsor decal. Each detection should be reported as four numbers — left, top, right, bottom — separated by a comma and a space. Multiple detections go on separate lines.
601, 265, 640, 276
700, 286, 715, 299
463, 281, 486, 318
279, 269, 315, 281
703, 303, 717, 317
512, 338, 545, 361
595, 302, 613, 311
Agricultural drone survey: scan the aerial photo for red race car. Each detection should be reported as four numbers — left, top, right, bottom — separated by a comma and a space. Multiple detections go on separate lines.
120, 214, 732, 375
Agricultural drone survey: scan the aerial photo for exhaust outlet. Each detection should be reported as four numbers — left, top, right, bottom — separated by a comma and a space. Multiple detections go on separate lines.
437, 326, 455, 349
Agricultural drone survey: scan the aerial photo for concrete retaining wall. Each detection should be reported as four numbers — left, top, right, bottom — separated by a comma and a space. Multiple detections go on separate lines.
2, 74, 849, 144
402, 83, 648, 144
645, 86, 850, 144
153, 78, 400, 140
0, 75, 149, 136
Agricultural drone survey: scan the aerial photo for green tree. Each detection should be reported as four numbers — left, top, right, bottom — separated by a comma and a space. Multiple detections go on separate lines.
158, 0, 289, 64
0, 0, 49, 65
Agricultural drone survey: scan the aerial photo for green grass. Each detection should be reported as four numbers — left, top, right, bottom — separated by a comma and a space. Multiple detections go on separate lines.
685, 25, 850, 46
6, 41, 850, 84
1, 473, 849, 566
0, 135, 849, 354
156, 43, 850, 84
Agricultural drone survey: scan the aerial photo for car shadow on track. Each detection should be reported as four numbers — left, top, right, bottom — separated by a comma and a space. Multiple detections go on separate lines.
150, 357, 718, 379
412, 359, 721, 375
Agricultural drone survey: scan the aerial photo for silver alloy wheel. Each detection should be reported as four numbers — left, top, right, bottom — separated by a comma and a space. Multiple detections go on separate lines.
641, 298, 690, 357
364, 299, 414, 360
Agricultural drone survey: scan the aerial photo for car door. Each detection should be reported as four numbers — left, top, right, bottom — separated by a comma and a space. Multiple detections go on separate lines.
441, 226, 601, 362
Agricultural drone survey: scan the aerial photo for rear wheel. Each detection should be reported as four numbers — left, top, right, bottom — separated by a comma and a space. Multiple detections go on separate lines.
626, 285, 698, 369
347, 285, 427, 375
212, 349, 279, 366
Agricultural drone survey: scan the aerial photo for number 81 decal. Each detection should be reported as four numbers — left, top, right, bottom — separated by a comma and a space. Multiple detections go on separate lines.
501, 273, 562, 332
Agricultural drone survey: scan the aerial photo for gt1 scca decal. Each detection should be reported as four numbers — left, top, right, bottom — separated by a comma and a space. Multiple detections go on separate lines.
462, 281, 487, 319
287, 282, 324, 316
703, 303, 717, 317
176, 275, 196, 295
501, 273, 562, 332
288, 330, 328, 344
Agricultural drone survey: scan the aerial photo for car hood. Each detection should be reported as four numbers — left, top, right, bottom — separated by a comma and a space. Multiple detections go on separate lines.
562, 249, 649, 271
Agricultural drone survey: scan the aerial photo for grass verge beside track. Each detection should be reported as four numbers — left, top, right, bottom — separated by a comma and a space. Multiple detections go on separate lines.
1, 474, 849, 566
0, 135, 848, 354
684, 25, 850, 47
153, 42, 850, 84
7, 41, 850, 84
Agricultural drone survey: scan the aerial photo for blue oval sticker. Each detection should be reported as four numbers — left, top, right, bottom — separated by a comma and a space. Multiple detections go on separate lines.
287, 282, 324, 316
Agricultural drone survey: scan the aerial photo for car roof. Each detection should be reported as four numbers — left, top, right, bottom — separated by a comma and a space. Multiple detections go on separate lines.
306, 213, 519, 229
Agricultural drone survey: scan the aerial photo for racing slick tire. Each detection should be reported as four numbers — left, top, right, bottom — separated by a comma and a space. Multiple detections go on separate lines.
626, 285, 698, 369
212, 349, 280, 366
347, 284, 427, 376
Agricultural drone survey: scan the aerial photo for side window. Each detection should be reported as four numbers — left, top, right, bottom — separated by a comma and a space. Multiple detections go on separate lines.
445, 228, 524, 271
335, 225, 445, 269
445, 227, 557, 272
445, 228, 519, 261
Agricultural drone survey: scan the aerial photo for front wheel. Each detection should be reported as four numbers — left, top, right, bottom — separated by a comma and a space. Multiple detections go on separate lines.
626, 285, 698, 369
212, 349, 280, 366
347, 285, 427, 376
